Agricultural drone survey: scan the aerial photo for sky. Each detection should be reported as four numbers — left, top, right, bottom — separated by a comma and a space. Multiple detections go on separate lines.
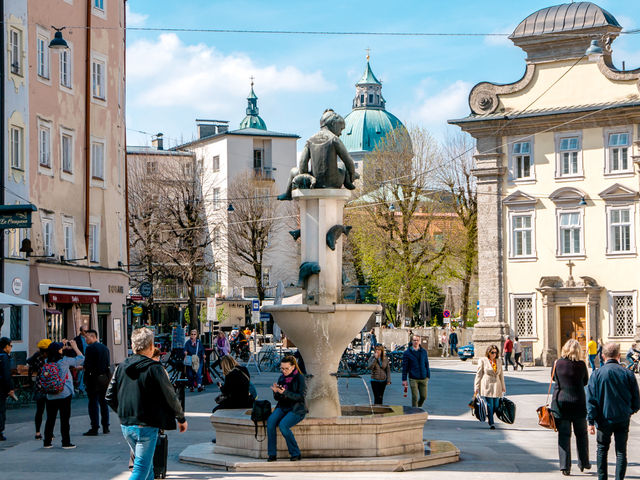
125, 0, 640, 150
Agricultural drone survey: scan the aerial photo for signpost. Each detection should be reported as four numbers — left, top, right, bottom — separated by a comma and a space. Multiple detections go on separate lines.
206, 297, 217, 344
443, 309, 451, 324
139, 282, 153, 298
251, 299, 260, 324
248, 299, 261, 373
132, 306, 143, 316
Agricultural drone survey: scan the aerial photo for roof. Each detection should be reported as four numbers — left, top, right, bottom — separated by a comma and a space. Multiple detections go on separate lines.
448, 100, 640, 124
172, 128, 300, 149
126, 146, 195, 157
357, 61, 381, 85
510, 2, 621, 38
341, 108, 404, 152
239, 115, 267, 130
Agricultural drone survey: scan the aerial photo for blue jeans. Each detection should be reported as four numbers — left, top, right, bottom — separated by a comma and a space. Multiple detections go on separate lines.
450, 344, 458, 356
483, 396, 500, 426
186, 361, 203, 388
267, 407, 304, 458
589, 354, 597, 370
121, 425, 159, 480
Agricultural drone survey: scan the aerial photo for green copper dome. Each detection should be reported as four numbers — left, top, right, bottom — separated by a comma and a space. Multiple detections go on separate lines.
239, 82, 267, 130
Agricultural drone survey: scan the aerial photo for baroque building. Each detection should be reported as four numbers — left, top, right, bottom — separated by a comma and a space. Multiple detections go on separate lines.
450, 2, 640, 365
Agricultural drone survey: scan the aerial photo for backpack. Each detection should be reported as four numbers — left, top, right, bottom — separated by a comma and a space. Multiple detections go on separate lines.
250, 399, 272, 441
37, 362, 66, 395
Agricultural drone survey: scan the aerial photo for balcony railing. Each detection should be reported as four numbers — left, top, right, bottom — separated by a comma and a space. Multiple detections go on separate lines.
153, 284, 214, 299
253, 167, 274, 180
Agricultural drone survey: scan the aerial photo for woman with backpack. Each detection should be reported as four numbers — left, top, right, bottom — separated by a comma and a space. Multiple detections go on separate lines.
212, 355, 254, 414
267, 355, 306, 462
26, 339, 51, 440
42, 340, 84, 449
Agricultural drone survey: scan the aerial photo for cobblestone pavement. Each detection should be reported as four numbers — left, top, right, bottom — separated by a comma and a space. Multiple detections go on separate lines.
2, 358, 640, 479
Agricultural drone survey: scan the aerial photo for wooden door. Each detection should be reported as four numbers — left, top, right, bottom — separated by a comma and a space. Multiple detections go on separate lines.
559, 306, 587, 358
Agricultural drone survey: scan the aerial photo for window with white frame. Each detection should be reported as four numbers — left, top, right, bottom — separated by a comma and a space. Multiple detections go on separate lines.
212, 227, 220, 247
262, 266, 271, 287
92, 59, 106, 99
606, 132, 631, 173
511, 213, 534, 258
512, 140, 532, 180
91, 141, 105, 180
63, 219, 74, 259
558, 211, 582, 255
9, 28, 22, 75
94, 0, 104, 10
212, 155, 220, 172
608, 206, 634, 254
39, 123, 51, 167
8, 229, 23, 258
60, 47, 72, 88
212, 188, 220, 209
557, 136, 581, 177
61, 131, 73, 173
511, 294, 536, 338
42, 218, 53, 256
610, 292, 636, 337
10, 126, 23, 170
88, 223, 99, 263
37, 33, 50, 78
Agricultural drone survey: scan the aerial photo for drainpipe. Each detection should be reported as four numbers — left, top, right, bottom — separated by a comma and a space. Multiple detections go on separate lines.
0, 0, 6, 295
84, 0, 92, 257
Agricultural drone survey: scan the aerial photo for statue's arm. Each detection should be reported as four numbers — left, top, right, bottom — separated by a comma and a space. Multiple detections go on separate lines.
299, 143, 311, 174
335, 138, 357, 177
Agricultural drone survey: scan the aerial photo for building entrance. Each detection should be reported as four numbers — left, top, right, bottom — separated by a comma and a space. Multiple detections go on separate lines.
559, 306, 587, 358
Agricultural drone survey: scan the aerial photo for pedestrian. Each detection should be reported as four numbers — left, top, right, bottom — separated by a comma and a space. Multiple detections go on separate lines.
43, 340, 84, 449
587, 342, 640, 480
513, 336, 524, 370
473, 344, 505, 430
106, 327, 188, 480
588, 336, 598, 370
211, 331, 230, 371
551, 339, 591, 476
401, 335, 430, 408
440, 330, 449, 358
184, 329, 205, 392
597, 339, 604, 368
369, 328, 378, 353
625, 343, 640, 371
73, 327, 88, 395
449, 329, 458, 356
83, 329, 111, 436
267, 355, 306, 462
368, 344, 391, 404
503, 336, 515, 371
27, 338, 51, 440
212, 355, 253, 414
0, 337, 15, 441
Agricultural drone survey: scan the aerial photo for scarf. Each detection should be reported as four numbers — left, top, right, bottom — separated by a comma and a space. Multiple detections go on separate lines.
282, 369, 298, 390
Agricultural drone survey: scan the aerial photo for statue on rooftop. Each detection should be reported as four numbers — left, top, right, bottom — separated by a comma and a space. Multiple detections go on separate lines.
277, 109, 359, 201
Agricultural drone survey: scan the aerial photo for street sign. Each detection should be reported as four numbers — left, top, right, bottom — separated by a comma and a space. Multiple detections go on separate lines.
0, 204, 37, 229
132, 306, 143, 316
260, 312, 271, 322
129, 295, 143, 302
251, 299, 260, 312
139, 282, 153, 298
206, 297, 217, 322
443, 309, 451, 318
252, 311, 260, 324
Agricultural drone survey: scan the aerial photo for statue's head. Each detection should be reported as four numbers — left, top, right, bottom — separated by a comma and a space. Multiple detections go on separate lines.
320, 109, 345, 136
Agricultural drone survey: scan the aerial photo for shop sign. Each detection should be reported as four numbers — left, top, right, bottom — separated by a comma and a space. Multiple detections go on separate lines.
139, 282, 153, 298
11, 277, 23, 295
108, 285, 124, 294
132, 306, 143, 316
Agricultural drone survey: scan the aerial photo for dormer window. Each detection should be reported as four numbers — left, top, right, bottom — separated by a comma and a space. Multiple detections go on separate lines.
368, 94, 373, 103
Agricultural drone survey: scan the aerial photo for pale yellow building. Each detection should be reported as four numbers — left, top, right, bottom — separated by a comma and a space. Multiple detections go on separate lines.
450, 2, 640, 365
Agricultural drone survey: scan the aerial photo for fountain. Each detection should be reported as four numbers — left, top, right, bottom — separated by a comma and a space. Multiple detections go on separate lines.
179, 110, 459, 472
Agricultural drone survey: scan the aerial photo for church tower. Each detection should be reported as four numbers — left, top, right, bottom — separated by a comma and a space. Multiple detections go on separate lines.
239, 78, 267, 130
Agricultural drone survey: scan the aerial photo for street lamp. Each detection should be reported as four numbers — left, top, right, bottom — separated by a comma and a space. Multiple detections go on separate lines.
227, 203, 235, 212
585, 39, 603, 61
48, 27, 69, 50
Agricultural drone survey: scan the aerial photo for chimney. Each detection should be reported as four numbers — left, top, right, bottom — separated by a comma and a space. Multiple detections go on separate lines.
151, 133, 164, 150
197, 123, 217, 139
195, 119, 230, 139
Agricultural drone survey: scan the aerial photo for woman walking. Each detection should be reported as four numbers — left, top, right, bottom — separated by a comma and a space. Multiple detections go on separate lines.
26, 339, 51, 440
368, 345, 391, 404
474, 344, 506, 430
551, 339, 591, 476
184, 329, 205, 392
267, 355, 306, 462
211, 331, 231, 372
212, 355, 253, 414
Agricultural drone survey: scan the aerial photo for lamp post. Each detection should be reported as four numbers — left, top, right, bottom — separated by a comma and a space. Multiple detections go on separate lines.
48, 27, 69, 50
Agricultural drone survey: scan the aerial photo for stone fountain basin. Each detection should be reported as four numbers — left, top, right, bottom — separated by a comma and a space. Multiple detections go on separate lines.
211, 405, 427, 459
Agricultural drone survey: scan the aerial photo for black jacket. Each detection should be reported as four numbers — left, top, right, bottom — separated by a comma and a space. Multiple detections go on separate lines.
106, 354, 185, 430
84, 342, 111, 394
551, 358, 588, 420
219, 366, 253, 408
0, 352, 12, 395
273, 371, 306, 417
587, 359, 640, 427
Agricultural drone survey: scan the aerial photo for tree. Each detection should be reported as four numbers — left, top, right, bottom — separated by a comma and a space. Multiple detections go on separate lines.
347, 127, 449, 324
439, 133, 478, 325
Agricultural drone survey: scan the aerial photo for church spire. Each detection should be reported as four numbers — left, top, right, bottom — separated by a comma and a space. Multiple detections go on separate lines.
353, 55, 384, 109
240, 77, 267, 130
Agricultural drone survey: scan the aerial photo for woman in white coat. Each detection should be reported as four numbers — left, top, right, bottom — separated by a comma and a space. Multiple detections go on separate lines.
474, 344, 506, 429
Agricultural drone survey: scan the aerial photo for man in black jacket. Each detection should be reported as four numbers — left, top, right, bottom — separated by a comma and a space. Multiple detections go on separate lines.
0, 337, 15, 441
587, 342, 640, 480
83, 329, 111, 436
106, 328, 187, 478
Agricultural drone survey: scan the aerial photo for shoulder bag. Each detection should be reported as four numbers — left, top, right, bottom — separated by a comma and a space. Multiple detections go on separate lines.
536, 361, 557, 431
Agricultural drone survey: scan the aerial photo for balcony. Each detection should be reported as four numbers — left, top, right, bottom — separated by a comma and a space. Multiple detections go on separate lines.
253, 167, 275, 181
153, 284, 214, 301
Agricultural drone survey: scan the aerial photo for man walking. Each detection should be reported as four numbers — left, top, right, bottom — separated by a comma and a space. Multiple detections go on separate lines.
74, 326, 88, 395
448, 329, 458, 356
440, 330, 449, 358
587, 342, 640, 480
402, 335, 430, 408
0, 337, 14, 441
83, 329, 111, 436
588, 337, 598, 370
106, 328, 187, 479
503, 336, 515, 371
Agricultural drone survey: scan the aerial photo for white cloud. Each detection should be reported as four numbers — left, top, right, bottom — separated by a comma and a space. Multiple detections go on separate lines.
127, 34, 334, 111
406, 80, 472, 133
126, 4, 149, 27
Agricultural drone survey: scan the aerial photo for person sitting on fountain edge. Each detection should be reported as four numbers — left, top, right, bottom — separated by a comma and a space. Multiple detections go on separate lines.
277, 109, 359, 201
267, 355, 307, 462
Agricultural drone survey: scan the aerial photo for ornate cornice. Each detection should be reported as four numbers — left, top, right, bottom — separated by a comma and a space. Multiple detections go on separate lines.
468, 64, 536, 115
597, 56, 640, 94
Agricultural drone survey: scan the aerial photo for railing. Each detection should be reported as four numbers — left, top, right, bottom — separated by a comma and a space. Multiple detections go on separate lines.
253, 167, 274, 180
154, 284, 213, 299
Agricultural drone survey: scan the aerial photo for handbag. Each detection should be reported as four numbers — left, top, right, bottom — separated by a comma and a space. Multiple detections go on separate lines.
497, 396, 516, 424
191, 342, 200, 372
469, 394, 487, 423
536, 361, 557, 431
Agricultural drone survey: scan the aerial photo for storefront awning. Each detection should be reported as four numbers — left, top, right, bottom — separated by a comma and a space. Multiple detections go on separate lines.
39, 284, 100, 304
0, 292, 37, 308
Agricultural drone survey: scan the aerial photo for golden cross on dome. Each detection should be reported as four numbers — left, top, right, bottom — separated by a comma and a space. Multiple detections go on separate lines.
365, 47, 370, 61
250, 75, 254, 87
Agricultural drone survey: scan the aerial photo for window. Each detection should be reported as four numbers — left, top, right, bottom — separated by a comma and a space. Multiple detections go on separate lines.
42, 218, 53, 256
212, 155, 220, 172
511, 141, 532, 180
92, 59, 106, 99
557, 136, 581, 177
63, 220, 74, 259
368, 94, 373, 103
606, 132, 631, 174
610, 293, 636, 337
511, 213, 533, 258
89, 223, 99, 262
62, 132, 73, 173
91, 141, 105, 179
60, 48, 72, 88
146, 161, 157, 175
39, 124, 51, 167
558, 211, 582, 255
608, 207, 634, 254
10, 307, 22, 341
10, 126, 23, 170
9, 28, 22, 75
94, 0, 104, 9
262, 266, 271, 287
510, 294, 536, 338
8, 229, 23, 258
37, 34, 50, 78
360, 94, 364, 104
212, 188, 220, 209
253, 149, 263, 169
212, 227, 220, 247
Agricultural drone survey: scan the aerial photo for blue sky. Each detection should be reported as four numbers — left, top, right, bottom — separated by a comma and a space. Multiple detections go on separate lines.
125, 0, 640, 149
